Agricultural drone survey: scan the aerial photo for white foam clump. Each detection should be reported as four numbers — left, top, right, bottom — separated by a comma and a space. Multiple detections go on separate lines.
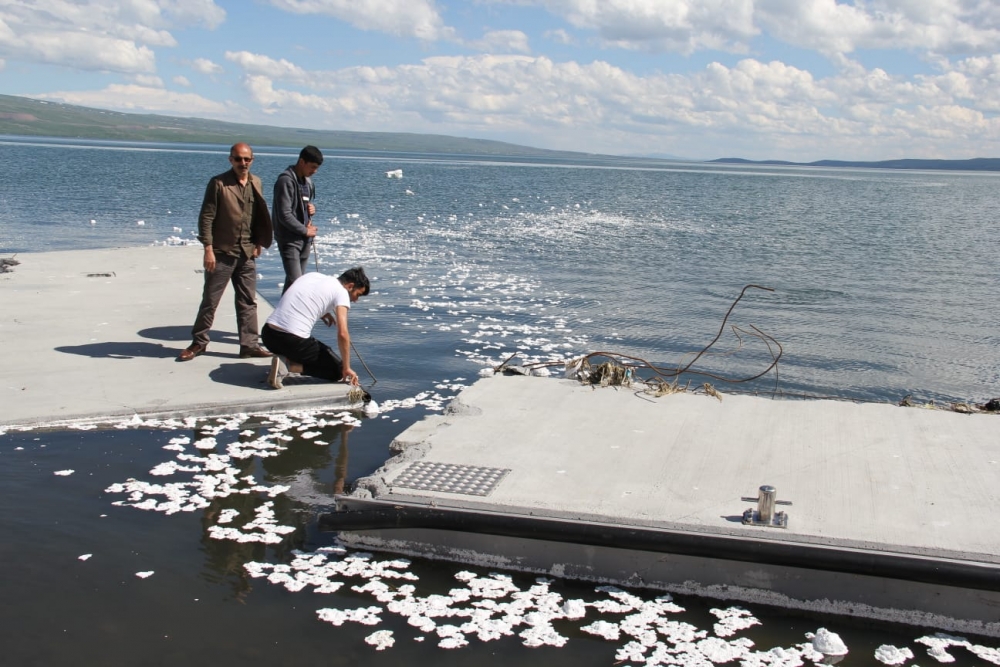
135, 571, 154, 578
916, 634, 1000, 665
363, 400, 380, 416
78, 554, 92, 561
365, 630, 394, 650
317, 606, 382, 626
386, 169, 402, 178
207, 501, 295, 544
875, 644, 914, 665
581, 620, 620, 640
807, 627, 848, 655
54, 469, 75, 476
711, 606, 761, 637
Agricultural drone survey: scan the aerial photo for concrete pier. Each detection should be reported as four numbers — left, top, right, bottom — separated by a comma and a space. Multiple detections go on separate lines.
0, 246, 350, 428
334, 375, 1000, 636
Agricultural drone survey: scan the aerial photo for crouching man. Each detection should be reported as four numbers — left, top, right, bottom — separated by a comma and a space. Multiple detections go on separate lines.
261, 267, 370, 389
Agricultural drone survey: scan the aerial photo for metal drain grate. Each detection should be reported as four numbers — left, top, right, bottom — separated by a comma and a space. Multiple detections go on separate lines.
392, 461, 510, 497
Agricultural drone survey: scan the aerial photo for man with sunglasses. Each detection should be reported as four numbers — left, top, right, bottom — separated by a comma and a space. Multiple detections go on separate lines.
178, 142, 274, 362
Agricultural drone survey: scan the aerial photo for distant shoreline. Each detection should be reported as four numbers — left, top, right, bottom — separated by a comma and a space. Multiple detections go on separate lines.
4, 93, 997, 170
712, 157, 1000, 172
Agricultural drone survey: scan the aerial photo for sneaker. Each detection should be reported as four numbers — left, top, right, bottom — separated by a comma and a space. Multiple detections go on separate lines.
267, 356, 287, 389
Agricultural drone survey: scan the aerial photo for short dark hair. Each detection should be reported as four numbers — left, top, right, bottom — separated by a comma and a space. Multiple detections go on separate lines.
299, 145, 323, 165
339, 266, 370, 295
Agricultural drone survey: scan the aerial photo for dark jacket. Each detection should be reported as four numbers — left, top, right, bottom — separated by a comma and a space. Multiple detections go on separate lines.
197, 169, 273, 254
272, 165, 315, 245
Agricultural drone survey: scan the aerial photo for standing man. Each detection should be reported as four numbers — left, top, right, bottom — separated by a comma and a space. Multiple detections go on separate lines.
178, 142, 274, 362
261, 267, 370, 389
273, 145, 323, 293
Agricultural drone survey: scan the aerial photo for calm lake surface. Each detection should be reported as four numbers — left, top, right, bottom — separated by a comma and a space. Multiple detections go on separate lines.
1, 137, 998, 666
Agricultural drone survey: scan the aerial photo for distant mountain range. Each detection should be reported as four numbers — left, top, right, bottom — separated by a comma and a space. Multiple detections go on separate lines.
712, 157, 1000, 171
0, 94, 588, 159
2, 94, 997, 170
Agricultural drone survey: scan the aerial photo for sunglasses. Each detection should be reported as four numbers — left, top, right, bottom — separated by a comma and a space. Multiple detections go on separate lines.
230, 155, 254, 163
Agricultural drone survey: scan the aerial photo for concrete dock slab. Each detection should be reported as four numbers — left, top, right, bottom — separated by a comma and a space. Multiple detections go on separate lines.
0, 246, 350, 428
336, 375, 1000, 634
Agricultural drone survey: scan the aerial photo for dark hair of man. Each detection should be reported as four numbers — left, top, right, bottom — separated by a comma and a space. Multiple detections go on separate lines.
339, 267, 370, 295
299, 145, 324, 165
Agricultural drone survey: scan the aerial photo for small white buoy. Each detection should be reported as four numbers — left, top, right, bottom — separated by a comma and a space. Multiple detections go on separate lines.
137, 220, 145, 226
385, 169, 402, 178
89, 219, 96, 225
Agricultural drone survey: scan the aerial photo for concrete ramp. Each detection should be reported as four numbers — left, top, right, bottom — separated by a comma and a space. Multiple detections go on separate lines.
0, 246, 350, 428
333, 375, 1000, 636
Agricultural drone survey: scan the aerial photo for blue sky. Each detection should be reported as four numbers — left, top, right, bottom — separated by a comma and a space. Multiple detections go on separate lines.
1, 0, 998, 161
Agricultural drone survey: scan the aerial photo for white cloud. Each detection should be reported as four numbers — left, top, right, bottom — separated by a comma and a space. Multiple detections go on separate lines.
0, 29, 157, 73
0, 0, 225, 73
37, 84, 234, 116
160, 0, 226, 29
222, 51, 1000, 160
191, 57, 224, 75
225, 51, 309, 82
490, 0, 1000, 58
756, 0, 1000, 57
465, 29, 531, 54
173, 74, 191, 86
544, 28, 574, 45
489, 0, 757, 54
264, 0, 456, 41
132, 74, 165, 87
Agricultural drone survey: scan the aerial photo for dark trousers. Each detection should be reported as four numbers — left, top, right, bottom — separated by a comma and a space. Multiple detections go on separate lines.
279, 238, 311, 294
261, 323, 342, 381
191, 252, 259, 348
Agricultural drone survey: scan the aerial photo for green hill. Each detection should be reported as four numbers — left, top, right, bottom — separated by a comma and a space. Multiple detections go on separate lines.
0, 94, 585, 158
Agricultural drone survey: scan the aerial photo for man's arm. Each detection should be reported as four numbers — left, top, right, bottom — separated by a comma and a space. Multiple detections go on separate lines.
197, 178, 219, 272
273, 173, 311, 237
334, 305, 358, 385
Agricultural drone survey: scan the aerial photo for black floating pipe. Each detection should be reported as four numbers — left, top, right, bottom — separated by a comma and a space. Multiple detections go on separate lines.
319, 504, 1000, 593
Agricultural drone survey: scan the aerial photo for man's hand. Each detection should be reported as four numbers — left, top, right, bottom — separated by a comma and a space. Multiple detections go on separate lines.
321, 313, 335, 327
203, 246, 216, 272
307, 203, 316, 217
306, 223, 317, 238
254, 244, 263, 258
342, 369, 359, 385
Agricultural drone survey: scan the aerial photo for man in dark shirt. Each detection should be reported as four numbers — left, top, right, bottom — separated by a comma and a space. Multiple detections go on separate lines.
273, 145, 323, 293
178, 142, 274, 361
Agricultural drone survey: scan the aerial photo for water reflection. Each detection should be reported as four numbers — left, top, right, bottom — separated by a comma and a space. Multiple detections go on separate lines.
193, 417, 357, 601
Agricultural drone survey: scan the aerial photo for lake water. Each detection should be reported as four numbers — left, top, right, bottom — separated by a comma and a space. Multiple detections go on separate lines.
1, 136, 998, 666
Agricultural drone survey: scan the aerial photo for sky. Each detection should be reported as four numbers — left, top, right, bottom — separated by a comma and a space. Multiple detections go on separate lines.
1, 1, 999, 161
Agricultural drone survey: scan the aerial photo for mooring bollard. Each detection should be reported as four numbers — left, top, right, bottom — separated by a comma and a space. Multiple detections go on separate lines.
757, 485, 777, 523
741, 484, 790, 528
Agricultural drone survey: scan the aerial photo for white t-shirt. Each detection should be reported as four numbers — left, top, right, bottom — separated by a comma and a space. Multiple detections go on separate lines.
266, 272, 350, 338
